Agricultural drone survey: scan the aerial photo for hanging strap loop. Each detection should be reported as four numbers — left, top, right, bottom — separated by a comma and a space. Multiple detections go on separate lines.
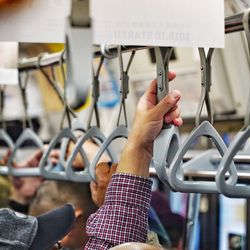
87, 56, 104, 129
117, 45, 135, 127
196, 48, 214, 126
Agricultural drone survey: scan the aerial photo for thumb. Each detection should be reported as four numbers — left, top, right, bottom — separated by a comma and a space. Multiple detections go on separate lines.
153, 90, 181, 118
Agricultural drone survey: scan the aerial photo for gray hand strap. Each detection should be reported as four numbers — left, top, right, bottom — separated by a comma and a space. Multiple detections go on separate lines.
216, 127, 250, 197
216, 10, 250, 198
168, 121, 237, 193
8, 128, 43, 177
153, 47, 180, 189
89, 125, 128, 180
59, 118, 87, 170
39, 128, 75, 180
0, 86, 14, 151
167, 48, 237, 193
8, 74, 43, 177
87, 56, 104, 129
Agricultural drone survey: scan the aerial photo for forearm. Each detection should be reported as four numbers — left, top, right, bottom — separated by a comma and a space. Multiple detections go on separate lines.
116, 131, 153, 178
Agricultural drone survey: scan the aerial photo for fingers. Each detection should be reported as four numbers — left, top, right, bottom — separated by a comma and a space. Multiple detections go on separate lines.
172, 117, 183, 127
168, 70, 176, 81
153, 90, 181, 118
164, 105, 181, 124
90, 181, 97, 193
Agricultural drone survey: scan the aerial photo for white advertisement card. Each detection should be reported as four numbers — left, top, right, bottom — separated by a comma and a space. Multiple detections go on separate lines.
0, 42, 18, 85
0, 0, 224, 47
0, 0, 70, 43
91, 0, 224, 48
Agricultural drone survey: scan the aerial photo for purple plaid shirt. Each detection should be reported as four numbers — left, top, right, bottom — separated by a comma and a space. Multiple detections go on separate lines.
85, 173, 152, 250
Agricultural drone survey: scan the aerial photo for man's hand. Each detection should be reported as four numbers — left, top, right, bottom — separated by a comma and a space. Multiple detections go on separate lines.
117, 72, 182, 178
90, 162, 117, 207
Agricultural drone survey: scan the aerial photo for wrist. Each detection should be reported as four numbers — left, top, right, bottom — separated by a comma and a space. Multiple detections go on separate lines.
116, 137, 152, 178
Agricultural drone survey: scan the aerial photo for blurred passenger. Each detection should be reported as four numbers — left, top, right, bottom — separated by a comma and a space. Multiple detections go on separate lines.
29, 180, 98, 250
151, 191, 184, 249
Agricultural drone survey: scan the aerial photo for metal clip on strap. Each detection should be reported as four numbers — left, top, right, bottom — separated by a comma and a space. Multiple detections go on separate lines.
66, 0, 92, 110
153, 47, 180, 190
216, 9, 250, 198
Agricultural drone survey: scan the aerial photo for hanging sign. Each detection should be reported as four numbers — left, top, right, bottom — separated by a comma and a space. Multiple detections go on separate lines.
91, 0, 224, 48
0, 0, 224, 47
0, 42, 18, 85
0, 0, 70, 43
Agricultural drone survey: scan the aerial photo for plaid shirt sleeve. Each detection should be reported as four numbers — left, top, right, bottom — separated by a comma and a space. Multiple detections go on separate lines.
85, 173, 152, 250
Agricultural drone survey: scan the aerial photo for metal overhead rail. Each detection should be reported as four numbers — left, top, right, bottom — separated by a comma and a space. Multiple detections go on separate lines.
18, 11, 247, 72
18, 46, 148, 72
225, 11, 247, 34
2, 150, 250, 178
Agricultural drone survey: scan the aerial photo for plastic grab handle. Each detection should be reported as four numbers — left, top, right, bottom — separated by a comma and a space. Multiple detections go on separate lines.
153, 125, 180, 190
66, 126, 117, 181
216, 126, 250, 198
39, 128, 74, 180
8, 128, 43, 177
89, 125, 128, 180
168, 121, 237, 193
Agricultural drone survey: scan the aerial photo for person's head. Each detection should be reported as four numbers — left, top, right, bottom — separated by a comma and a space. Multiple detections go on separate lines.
0, 204, 75, 249
11, 176, 43, 203
109, 242, 164, 250
10, 150, 44, 205
29, 180, 98, 249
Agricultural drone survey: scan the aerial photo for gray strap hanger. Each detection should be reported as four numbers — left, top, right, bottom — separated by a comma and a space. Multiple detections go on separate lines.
65, 0, 92, 110
216, 9, 250, 198
39, 127, 80, 180
56, 52, 86, 169
168, 47, 237, 193
66, 56, 117, 181
7, 73, 43, 177
0, 85, 14, 177
0, 85, 15, 152
38, 53, 83, 181
152, 47, 180, 190
87, 56, 104, 129
88, 45, 135, 180
37, 52, 77, 129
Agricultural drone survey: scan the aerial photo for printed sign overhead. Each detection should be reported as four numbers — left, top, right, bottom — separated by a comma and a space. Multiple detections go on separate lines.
0, 42, 18, 85
0, 0, 224, 47
91, 0, 224, 48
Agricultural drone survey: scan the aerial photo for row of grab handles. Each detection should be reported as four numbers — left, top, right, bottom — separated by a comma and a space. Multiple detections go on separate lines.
1, 10, 250, 199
